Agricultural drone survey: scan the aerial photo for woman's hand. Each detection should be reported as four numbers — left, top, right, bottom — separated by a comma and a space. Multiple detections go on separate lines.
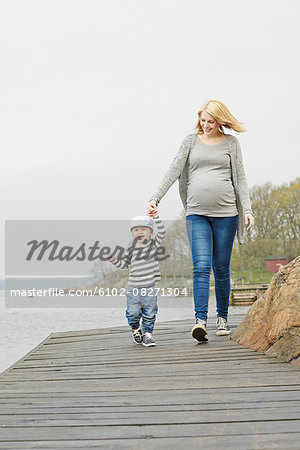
245, 213, 255, 231
146, 200, 157, 217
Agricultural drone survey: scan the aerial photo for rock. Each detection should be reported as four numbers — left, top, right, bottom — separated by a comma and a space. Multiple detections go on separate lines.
232, 256, 300, 363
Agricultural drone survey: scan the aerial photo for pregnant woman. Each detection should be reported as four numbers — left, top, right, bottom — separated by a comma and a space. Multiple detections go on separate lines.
146, 99, 254, 342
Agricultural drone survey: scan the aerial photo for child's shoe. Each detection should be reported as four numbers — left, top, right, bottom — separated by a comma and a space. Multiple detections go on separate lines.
142, 332, 156, 347
191, 318, 208, 342
132, 327, 143, 344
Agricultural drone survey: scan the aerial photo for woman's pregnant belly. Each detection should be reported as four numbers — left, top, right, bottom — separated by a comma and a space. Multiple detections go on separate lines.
187, 176, 237, 212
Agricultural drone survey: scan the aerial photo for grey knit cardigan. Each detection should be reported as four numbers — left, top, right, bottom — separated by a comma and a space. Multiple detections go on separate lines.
150, 133, 253, 245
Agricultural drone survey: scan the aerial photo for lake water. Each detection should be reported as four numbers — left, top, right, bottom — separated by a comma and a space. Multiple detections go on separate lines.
0, 292, 249, 374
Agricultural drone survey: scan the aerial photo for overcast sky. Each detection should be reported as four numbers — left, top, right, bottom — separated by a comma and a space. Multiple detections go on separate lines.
1, 0, 299, 275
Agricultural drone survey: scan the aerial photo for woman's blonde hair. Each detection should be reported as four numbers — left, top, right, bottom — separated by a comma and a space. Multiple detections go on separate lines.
195, 99, 247, 134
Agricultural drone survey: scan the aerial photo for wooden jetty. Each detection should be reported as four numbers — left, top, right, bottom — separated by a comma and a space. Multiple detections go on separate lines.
230, 284, 270, 306
0, 314, 300, 449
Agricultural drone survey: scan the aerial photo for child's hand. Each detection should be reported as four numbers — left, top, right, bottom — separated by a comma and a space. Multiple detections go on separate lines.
107, 253, 114, 261
148, 209, 158, 219
146, 200, 157, 217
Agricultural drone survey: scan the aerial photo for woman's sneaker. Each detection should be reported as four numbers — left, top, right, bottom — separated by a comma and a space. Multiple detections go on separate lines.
216, 317, 231, 336
132, 327, 143, 344
142, 332, 156, 347
191, 318, 208, 342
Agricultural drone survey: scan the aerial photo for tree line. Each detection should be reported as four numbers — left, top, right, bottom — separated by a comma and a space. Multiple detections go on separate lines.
231, 177, 299, 281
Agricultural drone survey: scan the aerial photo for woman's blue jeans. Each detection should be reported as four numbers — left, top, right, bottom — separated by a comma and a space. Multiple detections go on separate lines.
186, 214, 238, 321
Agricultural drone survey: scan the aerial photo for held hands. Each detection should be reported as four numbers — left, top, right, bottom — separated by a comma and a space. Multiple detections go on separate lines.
146, 200, 158, 218
245, 213, 255, 231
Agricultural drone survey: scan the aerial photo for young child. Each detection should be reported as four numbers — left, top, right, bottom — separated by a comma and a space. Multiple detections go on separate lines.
107, 214, 166, 347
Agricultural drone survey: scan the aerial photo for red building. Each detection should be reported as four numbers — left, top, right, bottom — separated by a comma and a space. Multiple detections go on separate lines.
265, 256, 293, 273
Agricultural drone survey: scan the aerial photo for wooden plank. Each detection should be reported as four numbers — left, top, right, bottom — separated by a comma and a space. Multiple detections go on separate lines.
0, 382, 299, 396
1, 400, 300, 414
0, 434, 299, 449
0, 362, 296, 381
8, 357, 283, 370
9, 356, 275, 370
2, 367, 293, 382
1, 394, 300, 409
1, 384, 299, 395
0, 421, 300, 441
1, 391, 300, 409
1, 406, 300, 426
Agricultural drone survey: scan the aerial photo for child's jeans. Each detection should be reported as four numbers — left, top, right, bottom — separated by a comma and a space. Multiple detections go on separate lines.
125, 284, 158, 333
